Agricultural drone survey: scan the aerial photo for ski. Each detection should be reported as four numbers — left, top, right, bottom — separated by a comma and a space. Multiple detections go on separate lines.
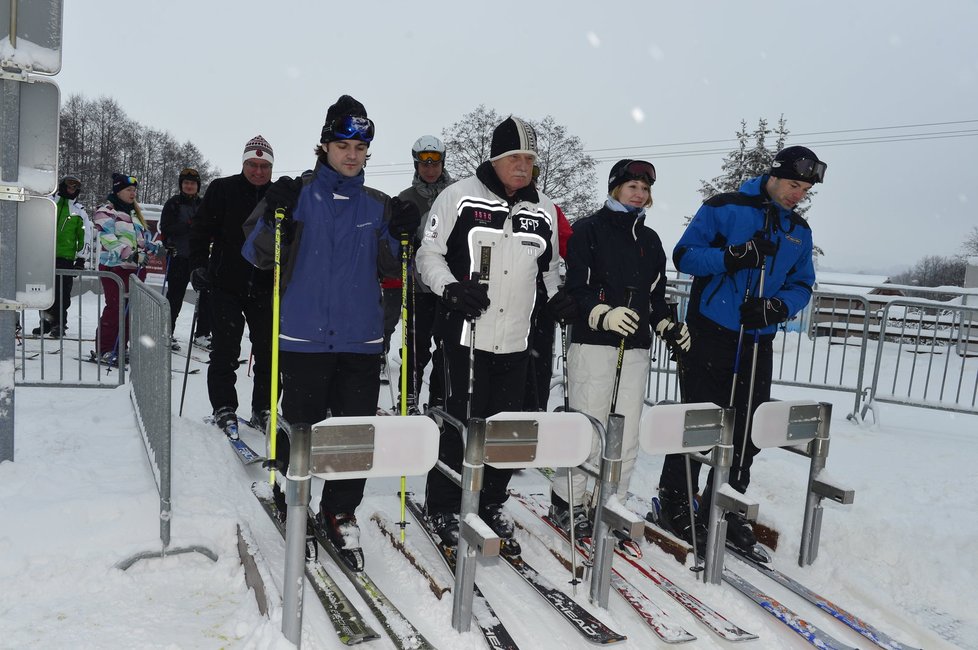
370, 512, 452, 600
728, 547, 921, 650
512, 492, 753, 643
202, 415, 264, 465
251, 484, 381, 646
403, 493, 521, 650
722, 569, 857, 650
497, 545, 627, 645
630, 492, 916, 649
308, 506, 436, 650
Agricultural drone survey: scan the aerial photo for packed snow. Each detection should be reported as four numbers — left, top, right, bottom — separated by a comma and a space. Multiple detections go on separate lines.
1, 294, 975, 649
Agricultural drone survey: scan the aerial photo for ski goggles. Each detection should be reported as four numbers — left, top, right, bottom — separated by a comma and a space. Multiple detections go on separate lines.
614, 160, 656, 186
416, 150, 442, 164
64, 179, 81, 190
180, 167, 200, 177
772, 157, 827, 184
328, 115, 375, 143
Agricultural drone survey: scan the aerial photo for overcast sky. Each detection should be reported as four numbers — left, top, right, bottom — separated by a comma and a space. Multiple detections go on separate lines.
49, 1, 978, 274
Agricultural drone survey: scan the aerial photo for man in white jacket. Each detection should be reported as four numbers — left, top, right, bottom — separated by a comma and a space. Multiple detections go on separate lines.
416, 115, 575, 546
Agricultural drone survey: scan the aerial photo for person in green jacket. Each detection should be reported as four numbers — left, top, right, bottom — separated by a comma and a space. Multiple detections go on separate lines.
34, 175, 86, 337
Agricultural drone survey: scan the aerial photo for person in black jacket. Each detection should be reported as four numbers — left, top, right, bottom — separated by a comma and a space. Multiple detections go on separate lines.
549, 159, 690, 538
189, 136, 274, 438
160, 167, 205, 350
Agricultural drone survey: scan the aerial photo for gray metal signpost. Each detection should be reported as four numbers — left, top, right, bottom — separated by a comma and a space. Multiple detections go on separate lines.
1, 0, 63, 463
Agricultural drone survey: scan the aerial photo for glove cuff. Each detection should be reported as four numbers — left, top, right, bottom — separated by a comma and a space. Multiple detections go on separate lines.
589, 304, 611, 330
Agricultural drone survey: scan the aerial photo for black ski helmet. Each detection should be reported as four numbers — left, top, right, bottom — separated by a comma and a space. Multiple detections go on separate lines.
179, 167, 201, 192
58, 175, 81, 199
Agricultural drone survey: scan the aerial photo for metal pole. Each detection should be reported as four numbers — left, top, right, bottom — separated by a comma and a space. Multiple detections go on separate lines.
452, 417, 486, 632
282, 423, 312, 646
0, 78, 22, 463
703, 407, 736, 585
800, 402, 833, 566
589, 412, 624, 608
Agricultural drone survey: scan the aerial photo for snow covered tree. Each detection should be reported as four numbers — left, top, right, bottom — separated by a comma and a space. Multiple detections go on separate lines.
690, 116, 823, 257
441, 105, 599, 221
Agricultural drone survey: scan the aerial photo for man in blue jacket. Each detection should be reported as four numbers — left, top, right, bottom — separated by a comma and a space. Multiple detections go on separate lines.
656, 146, 825, 554
242, 95, 420, 569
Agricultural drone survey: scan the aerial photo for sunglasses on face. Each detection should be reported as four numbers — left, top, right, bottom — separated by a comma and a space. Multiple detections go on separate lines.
330, 116, 375, 143
417, 151, 442, 164
244, 161, 272, 171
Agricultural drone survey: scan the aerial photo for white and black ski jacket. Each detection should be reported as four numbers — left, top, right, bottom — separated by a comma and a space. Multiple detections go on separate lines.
416, 161, 560, 354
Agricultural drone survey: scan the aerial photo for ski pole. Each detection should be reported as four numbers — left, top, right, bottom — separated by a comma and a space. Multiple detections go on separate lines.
609, 286, 637, 414
559, 323, 581, 592
466, 271, 482, 423
398, 235, 410, 541
178, 290, 201, 417
268, 208, 284, 485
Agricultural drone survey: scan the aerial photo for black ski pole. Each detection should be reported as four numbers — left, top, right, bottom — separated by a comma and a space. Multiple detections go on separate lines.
178, 290, 201, 417
609, 286, 637, 414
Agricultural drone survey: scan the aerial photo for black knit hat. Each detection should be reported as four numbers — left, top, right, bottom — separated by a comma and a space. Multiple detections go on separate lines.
490, 116, 537, 161
112, 172, 138, 194
770, 146, 826, 184
321, 95, 369, 143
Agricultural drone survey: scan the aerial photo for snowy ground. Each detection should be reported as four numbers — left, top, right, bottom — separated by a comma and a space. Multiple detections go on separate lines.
1, 295, 975, 649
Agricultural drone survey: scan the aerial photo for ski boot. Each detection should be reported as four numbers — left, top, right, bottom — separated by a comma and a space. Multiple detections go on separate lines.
214, 406, 239, 440
320, 510, 364, 571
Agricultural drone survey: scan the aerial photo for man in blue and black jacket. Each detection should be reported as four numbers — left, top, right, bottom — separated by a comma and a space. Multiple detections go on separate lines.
657, 146, 825, 554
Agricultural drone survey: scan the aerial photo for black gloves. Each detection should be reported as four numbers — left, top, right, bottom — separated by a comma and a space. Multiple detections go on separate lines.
740, 297, 789, 329
262, 176, 302, 242
164, 243, 177, 258
545, 288, 577, 324
443, 280, 490, 319
389, 197, 422, 239
723, 236, 777, 273
73, 258, 87, 270
190, 267, 213, 292
655, 318, 692, 354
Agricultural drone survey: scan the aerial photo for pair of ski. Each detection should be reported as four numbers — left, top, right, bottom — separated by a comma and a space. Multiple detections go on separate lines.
631, 492, 920, 650
510, 491, 756, 644
253, 484, 434, 649
401, 493, 625, 648
202, 414, 263, 465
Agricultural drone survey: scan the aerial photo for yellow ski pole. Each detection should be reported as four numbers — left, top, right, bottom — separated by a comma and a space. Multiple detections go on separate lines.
399, 235, 411, 541
268, 208, 284, 485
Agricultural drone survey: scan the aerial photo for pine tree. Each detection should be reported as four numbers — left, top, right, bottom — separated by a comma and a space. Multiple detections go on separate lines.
689, 115, 822, 257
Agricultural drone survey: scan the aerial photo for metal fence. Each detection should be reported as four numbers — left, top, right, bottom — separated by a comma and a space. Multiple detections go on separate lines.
118, 277, 216, 568
635, 278, 978, 421
14, 269, 125, 387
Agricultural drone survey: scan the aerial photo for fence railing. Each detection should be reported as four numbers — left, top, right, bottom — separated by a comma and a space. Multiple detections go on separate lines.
636, 278, 978, 421
15, 269, 125, 387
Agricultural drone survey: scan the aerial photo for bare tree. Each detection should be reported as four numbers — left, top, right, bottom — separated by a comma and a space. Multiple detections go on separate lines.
441, 105, 599, 221
962, 226, 978, 257
59, 94, 217, 210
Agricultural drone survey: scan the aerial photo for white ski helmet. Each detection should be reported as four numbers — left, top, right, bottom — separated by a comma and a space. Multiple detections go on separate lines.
411, 135, 446, 163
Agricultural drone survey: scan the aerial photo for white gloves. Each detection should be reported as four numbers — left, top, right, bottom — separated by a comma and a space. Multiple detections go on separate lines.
590, 304, 640, 336
655, 318, 692, 353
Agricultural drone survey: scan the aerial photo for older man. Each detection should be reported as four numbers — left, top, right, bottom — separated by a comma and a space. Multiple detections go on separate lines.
416, 116, 575, 547
189, 136, 274, 438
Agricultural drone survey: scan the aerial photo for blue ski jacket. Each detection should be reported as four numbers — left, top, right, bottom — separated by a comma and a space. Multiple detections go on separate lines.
675, 175, 815, 336
242, 162, 400, 354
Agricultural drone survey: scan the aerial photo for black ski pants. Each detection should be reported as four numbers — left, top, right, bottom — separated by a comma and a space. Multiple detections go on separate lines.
424, 340, 529, 514
39, 258, 76, 332
278, 350, 381, 514
165, 255, 191, 331
205, 285, 272, 418
406, 291, 444, 406
658, 315, 773, 498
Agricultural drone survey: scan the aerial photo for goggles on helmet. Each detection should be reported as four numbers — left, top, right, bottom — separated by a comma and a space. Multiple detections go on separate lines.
329, 116, 375, 143
779, 157, 826, 184
416, 150, 443, 164
65, 179, 81, 190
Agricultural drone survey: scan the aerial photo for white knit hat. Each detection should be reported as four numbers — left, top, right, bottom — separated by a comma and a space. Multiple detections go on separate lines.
242, 135, 274, 165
